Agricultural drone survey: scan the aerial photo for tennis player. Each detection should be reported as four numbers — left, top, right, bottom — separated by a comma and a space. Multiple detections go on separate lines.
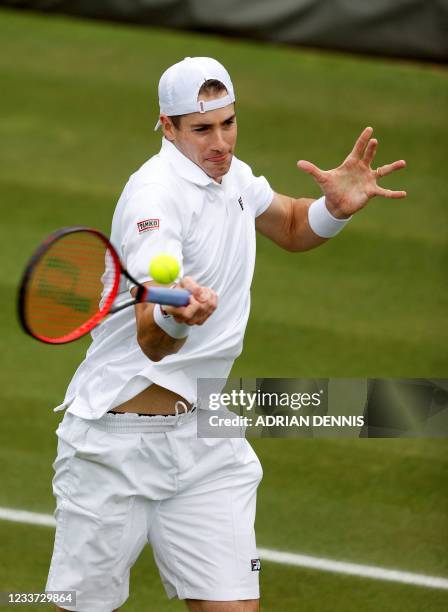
46, 57, 406, 612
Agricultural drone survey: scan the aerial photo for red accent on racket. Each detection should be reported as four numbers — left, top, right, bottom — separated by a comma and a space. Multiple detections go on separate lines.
17, 226, 190, 344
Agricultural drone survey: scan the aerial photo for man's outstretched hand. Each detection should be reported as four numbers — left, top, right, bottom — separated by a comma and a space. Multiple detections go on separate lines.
297, 127, 407, 219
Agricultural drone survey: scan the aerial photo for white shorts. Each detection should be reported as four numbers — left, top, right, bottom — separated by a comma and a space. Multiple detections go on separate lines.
46, 409, 263, 612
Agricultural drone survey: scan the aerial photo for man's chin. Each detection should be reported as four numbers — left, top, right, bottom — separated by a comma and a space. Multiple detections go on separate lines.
204, 158, 232, 179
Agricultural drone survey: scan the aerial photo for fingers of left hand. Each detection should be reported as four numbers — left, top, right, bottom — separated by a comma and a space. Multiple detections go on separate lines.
374, 186, 407, 199
350, 126, 374, 159
297, 160, 326, 182
363, 138, 378, 165
373, 159, 407, 198
375, 159, 407, 179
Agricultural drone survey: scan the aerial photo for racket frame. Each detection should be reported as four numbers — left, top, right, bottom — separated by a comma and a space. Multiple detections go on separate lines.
17, 226, 187, 345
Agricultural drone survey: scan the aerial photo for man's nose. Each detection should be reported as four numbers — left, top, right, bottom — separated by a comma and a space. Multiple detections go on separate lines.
211, 129, 226, 150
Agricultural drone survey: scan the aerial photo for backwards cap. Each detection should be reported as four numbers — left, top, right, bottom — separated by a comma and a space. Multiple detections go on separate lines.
154, 57, 235, 130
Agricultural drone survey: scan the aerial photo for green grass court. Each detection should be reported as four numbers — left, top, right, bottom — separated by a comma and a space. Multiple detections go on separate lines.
0, 8, 447, 611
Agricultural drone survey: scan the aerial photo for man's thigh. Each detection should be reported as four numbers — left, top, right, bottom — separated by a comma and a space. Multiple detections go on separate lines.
46, 413, 166, 611
149, 434, 263, 602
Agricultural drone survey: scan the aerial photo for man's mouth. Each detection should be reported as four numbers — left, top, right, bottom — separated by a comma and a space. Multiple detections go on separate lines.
207, 154, 228, 163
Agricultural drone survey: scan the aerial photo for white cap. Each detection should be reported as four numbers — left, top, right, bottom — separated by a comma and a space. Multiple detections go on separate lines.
154, 57, 235, 130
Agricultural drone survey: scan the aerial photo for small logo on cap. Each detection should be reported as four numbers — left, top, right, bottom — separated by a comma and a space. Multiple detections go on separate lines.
137, 218, 159, 233
251, 558, 261, 571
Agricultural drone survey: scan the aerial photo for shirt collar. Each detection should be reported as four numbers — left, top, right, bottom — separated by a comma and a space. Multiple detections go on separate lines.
159, 137, 217, 187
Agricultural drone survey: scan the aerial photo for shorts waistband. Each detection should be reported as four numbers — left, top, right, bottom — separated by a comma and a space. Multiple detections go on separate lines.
92, 406, 197, 433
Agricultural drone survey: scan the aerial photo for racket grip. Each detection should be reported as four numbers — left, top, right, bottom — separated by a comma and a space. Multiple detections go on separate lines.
146, 287, 191, 307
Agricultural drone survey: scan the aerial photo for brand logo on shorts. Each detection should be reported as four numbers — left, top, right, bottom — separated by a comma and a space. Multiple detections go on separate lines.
238, 196, 244, 211
251, 558, 261, 571
137, 218, 159, 233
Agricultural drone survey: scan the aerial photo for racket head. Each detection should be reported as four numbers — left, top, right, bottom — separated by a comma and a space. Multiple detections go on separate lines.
18, 227, 121, 344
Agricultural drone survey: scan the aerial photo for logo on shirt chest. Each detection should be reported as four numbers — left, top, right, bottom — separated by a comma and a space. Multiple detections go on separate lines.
137, 218, 160, 233
238, 196, 244, 211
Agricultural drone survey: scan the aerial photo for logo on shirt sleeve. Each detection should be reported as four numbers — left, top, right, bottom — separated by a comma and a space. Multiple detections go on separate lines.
137, 218, 160, 233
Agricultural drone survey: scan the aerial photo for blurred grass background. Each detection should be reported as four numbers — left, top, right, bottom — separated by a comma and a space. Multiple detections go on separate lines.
0, 8, 447, 611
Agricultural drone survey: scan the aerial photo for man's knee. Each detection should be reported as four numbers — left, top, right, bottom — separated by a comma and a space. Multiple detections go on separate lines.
185, 599, 259, 612
55, 608, 120, 612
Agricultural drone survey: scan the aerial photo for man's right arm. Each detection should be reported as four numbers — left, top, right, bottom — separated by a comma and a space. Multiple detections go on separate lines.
133, 277, 218, 362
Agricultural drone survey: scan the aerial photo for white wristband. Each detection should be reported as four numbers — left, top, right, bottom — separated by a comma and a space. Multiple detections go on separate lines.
153, 304, 190, 339
308, 196, 351, 238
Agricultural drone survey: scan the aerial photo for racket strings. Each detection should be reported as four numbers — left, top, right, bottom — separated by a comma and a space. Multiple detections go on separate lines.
24, 232, 118, 341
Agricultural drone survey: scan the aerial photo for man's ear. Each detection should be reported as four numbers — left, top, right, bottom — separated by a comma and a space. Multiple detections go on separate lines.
161, 115, 176, 141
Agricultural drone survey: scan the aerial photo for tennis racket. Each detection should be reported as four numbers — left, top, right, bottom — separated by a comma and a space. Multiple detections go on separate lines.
17, 226, 191, 344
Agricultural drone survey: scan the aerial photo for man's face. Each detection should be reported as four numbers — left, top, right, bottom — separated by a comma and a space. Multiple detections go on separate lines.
161, 92, 237, 182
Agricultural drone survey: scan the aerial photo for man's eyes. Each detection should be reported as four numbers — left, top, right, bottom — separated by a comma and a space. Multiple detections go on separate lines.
192, 120, 235, 132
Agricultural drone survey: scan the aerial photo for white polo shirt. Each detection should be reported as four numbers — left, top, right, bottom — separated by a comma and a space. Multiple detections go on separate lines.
57, 138, 273, 419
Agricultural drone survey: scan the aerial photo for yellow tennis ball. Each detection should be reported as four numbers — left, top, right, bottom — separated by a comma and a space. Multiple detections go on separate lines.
149, 254, 180, 284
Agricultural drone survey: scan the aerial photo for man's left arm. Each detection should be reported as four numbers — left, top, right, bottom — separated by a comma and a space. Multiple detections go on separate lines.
256, 127, 407, 252
255, 194, 326, 252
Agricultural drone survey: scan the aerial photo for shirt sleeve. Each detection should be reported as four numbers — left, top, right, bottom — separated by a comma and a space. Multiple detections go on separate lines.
120, 183, 185, 289
237, 159, 274, 218
248, 174, 274, 218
